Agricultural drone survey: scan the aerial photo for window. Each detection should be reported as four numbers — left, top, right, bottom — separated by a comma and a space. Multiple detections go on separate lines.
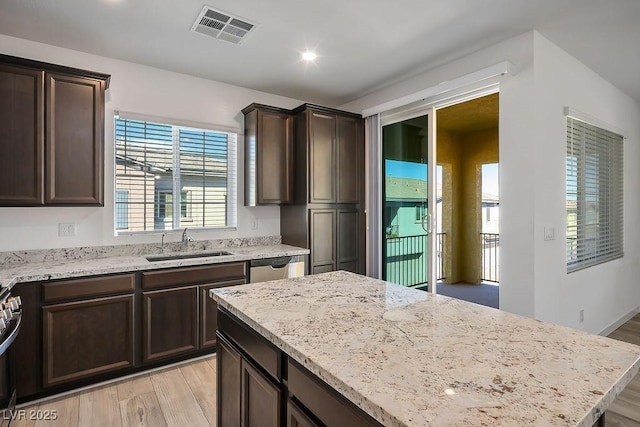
115, 190, 129, 230
114, 115, 237, 234
415, 204, 426, 223
566, 116, 623, 272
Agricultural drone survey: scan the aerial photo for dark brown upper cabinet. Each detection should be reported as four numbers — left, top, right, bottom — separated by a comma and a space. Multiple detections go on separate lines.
0, 54, 109, 206
242, 104, 293, 206
292, 104, 363, 204
0, 64, 44, 205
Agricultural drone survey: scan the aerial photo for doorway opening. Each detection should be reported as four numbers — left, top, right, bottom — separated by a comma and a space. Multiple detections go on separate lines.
380, 92, 500, 309
435, 93, 499, 308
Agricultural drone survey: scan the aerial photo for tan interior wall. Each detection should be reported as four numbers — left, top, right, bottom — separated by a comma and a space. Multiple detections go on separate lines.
437, 126, 498, 284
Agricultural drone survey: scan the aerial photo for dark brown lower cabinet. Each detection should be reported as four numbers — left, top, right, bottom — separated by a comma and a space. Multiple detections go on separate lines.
310, 209, 336, 273
142, 286, 198, 363
217, 333, 281, 427
218, 335, 242, 427
200, 279, 246, 349
42, 295, 134, 387
287, 399, 319, 427
217, 308, 382, 427
337, 208, 359, 273
241, 358, 281, 427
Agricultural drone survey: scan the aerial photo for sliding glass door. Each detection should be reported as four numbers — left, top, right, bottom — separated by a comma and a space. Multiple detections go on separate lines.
381, 108, 437, 292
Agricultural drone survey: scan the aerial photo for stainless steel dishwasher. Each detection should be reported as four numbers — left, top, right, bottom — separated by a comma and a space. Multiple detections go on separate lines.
249, 255, 305, 283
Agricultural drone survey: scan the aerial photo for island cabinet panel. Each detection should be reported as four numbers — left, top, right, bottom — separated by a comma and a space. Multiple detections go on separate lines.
0, 64, 44, 205
242, 104, 293, 206
216, 308, 382, 427
42, 295, 134, 387
45, 73, 104, 205
142, 286, 198, 363
287, 360, 381, 427
217, 335, 242, 427
287, 399, 320, 427
241, 358, 281, 427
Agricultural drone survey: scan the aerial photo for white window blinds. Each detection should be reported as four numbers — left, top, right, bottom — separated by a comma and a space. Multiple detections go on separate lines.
114, 116, 237, 234
566, 116, 623, 272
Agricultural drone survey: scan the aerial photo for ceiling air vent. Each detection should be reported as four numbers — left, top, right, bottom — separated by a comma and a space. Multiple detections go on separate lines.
190, 6, 257, 44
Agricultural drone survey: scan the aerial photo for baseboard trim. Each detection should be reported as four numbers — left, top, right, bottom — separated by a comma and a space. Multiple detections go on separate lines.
599, 307, 640, 336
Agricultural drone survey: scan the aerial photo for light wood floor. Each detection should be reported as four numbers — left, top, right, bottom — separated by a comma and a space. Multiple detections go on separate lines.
606, 313, 640, 426
11, 315, 640, 426
12, 356, 217, 427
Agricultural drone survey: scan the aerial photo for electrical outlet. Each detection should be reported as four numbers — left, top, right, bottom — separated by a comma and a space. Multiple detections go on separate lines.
579, 309, 584, 323
58, 223, 76, 237
544, 227, 555, 241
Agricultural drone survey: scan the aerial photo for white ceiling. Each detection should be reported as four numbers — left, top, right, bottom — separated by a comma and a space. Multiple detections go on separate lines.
1, 0, 638, 106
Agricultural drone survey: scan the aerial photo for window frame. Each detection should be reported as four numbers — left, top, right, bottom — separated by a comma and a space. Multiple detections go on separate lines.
113, 111, 239, 235
565, 112, 624, 272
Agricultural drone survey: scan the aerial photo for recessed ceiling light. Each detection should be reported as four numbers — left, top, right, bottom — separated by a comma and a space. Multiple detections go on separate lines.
301, 51, 317, 61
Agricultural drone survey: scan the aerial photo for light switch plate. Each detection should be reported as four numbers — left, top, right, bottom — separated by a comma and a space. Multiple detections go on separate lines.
544, 227, 555, 241
58, 223, 76, 237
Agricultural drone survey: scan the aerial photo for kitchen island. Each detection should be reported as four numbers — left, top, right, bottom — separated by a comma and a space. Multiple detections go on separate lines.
210, 271, 640, 426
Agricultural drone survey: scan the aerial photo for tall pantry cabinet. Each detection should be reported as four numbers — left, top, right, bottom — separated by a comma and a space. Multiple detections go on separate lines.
280, 104, 365, 275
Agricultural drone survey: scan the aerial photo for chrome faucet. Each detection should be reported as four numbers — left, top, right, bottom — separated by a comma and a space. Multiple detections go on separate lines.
181, 227, 192, 243
160, 232, 166, 253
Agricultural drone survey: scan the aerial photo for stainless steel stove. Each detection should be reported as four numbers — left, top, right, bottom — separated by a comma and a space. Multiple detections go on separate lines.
0, 288, 22, 426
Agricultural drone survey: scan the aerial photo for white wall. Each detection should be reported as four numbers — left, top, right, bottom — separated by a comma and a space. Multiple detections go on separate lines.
531, 32, 640, 332
0, 35, 303, 251
342, 30, 640, 333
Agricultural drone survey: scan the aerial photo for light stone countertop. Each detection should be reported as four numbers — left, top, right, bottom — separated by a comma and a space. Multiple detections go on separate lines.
0, 244, 308, 289
210, 270, 640, 427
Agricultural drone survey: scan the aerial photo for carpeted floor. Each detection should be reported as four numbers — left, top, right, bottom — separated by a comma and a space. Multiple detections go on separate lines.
435, 281, 499, 309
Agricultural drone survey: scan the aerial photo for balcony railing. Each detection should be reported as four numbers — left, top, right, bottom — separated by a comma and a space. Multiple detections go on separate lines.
384, 233, 446, 288
480, 233, 500, 282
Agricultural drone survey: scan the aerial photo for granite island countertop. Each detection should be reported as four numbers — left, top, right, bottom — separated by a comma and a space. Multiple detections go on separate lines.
210, 270, 640, 427
0, 243, 308, 290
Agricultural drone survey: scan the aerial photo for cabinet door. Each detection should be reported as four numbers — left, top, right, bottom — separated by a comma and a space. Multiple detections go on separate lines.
218, 335, 242, 427
337, 208, 359, 273
142, 286, 198, 363
42, 295, 134, 387
0, 64, 44, 205
287, 399, 319, 427
200, 279, 246, 349
241, 357, 281, 427
310, 209, 336, 274
45, 72, 104, 205
336, 115, 360, 203
309, 111, 336, 203
258, 110, 293, 204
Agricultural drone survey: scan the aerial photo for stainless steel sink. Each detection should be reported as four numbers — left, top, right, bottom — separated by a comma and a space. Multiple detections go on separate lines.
145, 251, 233, 262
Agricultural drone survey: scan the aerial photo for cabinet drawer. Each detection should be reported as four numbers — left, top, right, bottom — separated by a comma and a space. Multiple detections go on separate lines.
218, 309, 281, 381
43, 273, 135, 302
142, 262, 246, 289
287, 360, 382, 427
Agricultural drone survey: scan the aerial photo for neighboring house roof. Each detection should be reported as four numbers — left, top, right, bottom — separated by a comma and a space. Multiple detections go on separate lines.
385, 177, 443, 202
116, 140, 227, 177
482, 192, 499, 204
